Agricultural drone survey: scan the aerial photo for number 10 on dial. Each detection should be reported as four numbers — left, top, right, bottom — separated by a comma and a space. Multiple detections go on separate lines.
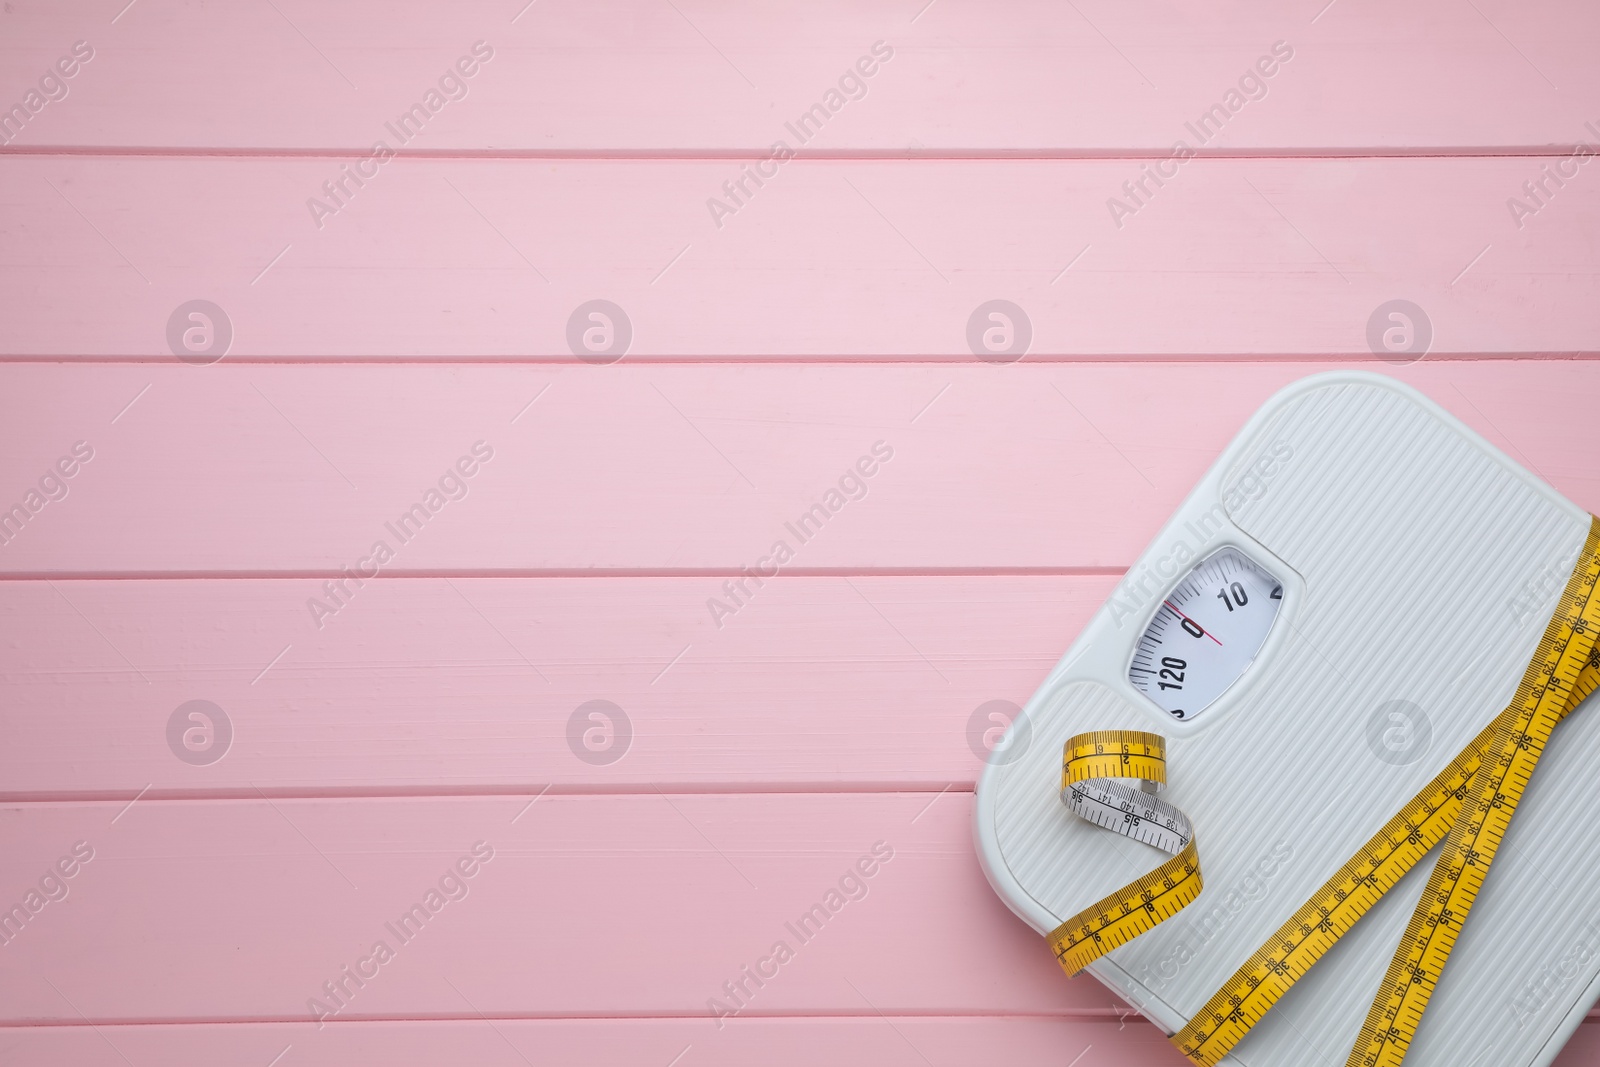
1129, 547, 1283, 721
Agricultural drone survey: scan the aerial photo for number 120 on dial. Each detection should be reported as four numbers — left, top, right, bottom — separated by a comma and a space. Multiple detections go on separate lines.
1129, 547, 1283, 721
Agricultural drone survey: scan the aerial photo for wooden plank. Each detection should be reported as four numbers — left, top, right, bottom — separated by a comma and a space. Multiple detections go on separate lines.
0, 792, 1111, 1023
0, 1018, 1183, 1067
1, 1018, 1595, 1067
5, 793, 1596, 1040
1, 0, 1596, 153
0, 575, 1104, 797
0, 361, 1593, 576
2, 156, 1597, 358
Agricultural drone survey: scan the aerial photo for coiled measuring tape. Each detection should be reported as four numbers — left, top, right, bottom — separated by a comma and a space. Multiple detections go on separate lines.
1048, 515, 1600, 1067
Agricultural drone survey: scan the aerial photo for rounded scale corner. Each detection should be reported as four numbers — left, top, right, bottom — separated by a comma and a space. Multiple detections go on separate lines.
973, 752, 1194, 1038
1248, 370, 1586, 527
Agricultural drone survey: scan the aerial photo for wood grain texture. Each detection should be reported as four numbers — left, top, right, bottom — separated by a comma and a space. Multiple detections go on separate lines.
5, 1, 1598, 1061
0, 576, 1104, 798
0, 1018, 1184, 1067
3, 1019, 1594, 1067
0, 792, 1095, 1024
1, 1020, 1595, 1067
0, 156, 1596, 358
6, 791, 1597, 1037
0, 0, 1596, 153
0, 362, 1593, 576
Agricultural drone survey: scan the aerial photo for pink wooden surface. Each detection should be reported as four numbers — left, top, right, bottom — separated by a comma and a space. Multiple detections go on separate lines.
1, 0, 1597, 153
0, 576, 1103, 797
1, 1021, 1595, 1067
3, 2, 1599, 1064
0, 362, 1594, 575
0, 794, 1087, 1023
1, 156, 1596, 358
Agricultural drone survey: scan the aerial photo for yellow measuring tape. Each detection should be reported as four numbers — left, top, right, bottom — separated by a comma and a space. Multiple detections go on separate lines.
1053, 730, 1205, 974
1048, 515, 1600, 1067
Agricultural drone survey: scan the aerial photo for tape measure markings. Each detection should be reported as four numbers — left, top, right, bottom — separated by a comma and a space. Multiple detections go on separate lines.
1051, 731, 1207, 975
1171, 707, 1515, 1065
1343, 519, 1600, 1067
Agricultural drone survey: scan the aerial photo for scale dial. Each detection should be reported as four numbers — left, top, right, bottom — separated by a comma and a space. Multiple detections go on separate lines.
1129, 547, 1283, 722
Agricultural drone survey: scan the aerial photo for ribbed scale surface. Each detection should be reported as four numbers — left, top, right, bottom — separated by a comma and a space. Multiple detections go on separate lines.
992, 379, 1594, 1067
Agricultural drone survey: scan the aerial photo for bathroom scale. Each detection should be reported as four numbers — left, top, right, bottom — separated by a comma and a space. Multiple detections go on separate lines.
974, 371, 1600, 1067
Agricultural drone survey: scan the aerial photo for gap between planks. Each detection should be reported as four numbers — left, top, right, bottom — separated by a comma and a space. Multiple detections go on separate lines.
5, 147, 1600, 162
3, 354, 1599, 365
0, 1008, 1133, 1028
0, 784, 976, 804
0, 567, 1123, 581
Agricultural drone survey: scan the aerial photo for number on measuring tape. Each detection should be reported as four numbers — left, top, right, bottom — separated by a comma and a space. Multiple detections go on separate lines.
1049, 731, 1205, 975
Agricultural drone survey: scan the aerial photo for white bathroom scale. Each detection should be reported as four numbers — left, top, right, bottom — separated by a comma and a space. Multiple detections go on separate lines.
974, 371, 1600, 1067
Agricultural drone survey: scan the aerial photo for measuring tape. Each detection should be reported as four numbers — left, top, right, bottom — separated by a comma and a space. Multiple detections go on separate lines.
1049, 735, 1203, 979
1048, 515, 1600, 1067
1052, 731, 1204, 974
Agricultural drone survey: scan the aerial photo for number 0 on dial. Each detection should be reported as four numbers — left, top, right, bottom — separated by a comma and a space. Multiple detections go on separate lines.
1129, 547, 1283, 721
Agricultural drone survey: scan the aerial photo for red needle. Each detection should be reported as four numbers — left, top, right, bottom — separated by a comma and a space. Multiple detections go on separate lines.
1164, 600, 1223, 646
